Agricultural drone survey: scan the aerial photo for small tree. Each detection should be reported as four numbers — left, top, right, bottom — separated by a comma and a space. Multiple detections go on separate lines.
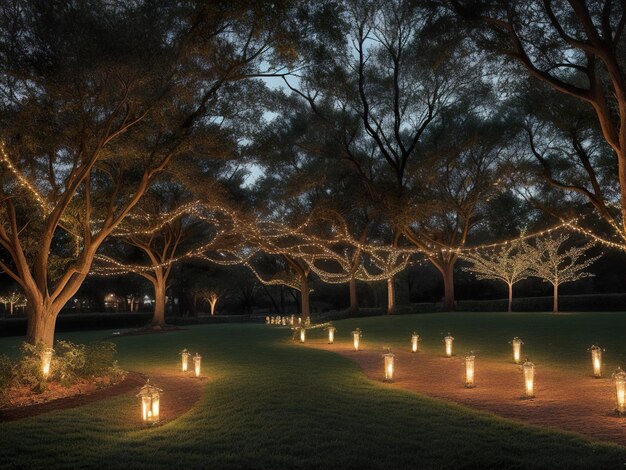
525, 234, 600, 313
0, 290, 27, 316
462, 243, 533, 312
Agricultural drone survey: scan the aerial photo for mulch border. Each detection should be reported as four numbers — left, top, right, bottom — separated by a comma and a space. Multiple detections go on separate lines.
0, 371, 145, 423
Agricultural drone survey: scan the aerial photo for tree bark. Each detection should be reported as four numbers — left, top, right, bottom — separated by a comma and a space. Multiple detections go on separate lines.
387, 277, 395, 315
442, 264, 455, 312
151, 278, 167, 328
553, 283, 559, 313
348, 277, 359, 313
300, 273, 311, 322
209, 299, 217, 316
25, 304, 58, 348
508, 283, 513, 313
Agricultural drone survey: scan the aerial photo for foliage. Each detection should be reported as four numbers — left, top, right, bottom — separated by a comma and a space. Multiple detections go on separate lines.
0, 355, 14, 404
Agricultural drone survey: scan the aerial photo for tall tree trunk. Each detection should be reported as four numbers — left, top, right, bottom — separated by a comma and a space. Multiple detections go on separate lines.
152, 279, 167, 328
300, 273, 311, 322
26, 304, 58, 348
442, 263, 455, 312
507, 283, 513, 313
553, 283, 559, 313
209, 299, 217, 316
348, 278, 359, 313
387, 277, 395, 315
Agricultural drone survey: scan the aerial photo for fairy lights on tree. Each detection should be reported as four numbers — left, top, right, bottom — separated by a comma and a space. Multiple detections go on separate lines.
525, 234, 601, 313
462, 242, 533, 312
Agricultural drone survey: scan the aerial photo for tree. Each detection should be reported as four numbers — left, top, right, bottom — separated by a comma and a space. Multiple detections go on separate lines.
525, 233, 601, 312
462, 243, 533, 312
0, 1, 298, 346
0, 290, 27, 316
452, 1, 626, 243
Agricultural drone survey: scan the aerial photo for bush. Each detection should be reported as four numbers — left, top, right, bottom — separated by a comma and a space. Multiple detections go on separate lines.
0, 355, 14, 405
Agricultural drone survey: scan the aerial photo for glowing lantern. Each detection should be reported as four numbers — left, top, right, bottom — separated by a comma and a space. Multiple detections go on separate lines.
411, 332, 420, 353
465, 353, 475, 388
589, 345, 603, 378
181, 349, 190, 372
510, 337, 523, 364
613, 368, 626, 414
41, 348, 53, 379
137, 380, 162, 425
352, 328, 362, 351
300, 328, 306, 343
444, 334, 454, 357
522, 359, 535, 398
327, 326, 336, 344
193, 353, 202, 378
383, 350, 395, 382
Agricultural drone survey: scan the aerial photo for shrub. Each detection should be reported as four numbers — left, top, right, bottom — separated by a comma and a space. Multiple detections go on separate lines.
54, 340, 87, 386
0, 355, 14, 405
82, 342, 123, 379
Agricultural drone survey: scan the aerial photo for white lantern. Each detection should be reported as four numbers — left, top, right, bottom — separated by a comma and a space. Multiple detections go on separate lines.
523, 359, 535, 398
510, 337, 523, 364
41, 348, 53, 380
383, 351, 395, 382
327, 326, 336, 344
613, 368, 626, 414
444, 334, 454, 357
137, 380, 162, 425
411, 332, 420, 353
193, 353, 202, 378
589, 345, 602, 378
465, 353, 475, 388
300, 328, 306, 343
352, 328, 362, 351
181, 349, 190, 372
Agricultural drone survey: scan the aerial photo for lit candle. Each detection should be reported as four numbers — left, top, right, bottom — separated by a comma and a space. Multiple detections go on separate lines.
613, 368, 626, 414
327, 326, 336, 344
444, 334, 454, 357
411, 332, 419, 353
465, 353, 475, 388
383, 350, 395, 382
510, 337, 523, 364
193, 353, 202, 378
589, 345, 602, 378
352, 329, 362, 351
137, 380, 162, 425
300, 328, 306, 343
523, 359, 535, 398
181, 349, 190, 372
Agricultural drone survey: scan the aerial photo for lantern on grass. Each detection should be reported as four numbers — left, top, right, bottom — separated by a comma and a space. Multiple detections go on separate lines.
352, 328, 362, 351
193, 353, 202, 378
510, 337, 523, 364
613, 368, 626, 414
327, 326, 336, 344
522, 359, 535, 398
300, 327, 306, 343
137, 380, 162, 425
465, 353, 475, 388
444, 334, 454, 357
181, 349, 190, 372
383, 350, 395, 382
411, 332, 420, 353
41, 348, 53, 379
589, 345, 603, 378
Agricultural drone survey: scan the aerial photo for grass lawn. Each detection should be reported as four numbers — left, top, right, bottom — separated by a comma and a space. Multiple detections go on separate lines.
1, 312, 626, 469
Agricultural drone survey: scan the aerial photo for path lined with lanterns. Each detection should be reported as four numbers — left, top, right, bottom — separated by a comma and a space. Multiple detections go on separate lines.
263, 315, 626, 447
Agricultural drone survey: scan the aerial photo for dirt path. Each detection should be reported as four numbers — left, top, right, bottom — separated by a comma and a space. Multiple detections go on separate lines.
310, 342, 626, 446
0, 371, 206, 424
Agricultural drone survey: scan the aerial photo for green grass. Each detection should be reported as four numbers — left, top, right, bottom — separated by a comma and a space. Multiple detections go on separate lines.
1, 313, 626, 469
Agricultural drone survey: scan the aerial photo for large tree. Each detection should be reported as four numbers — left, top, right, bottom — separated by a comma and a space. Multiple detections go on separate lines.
0, 0, 298, 346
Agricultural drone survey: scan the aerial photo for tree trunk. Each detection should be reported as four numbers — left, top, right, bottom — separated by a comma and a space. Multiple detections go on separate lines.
209, 299, 217, 316
442, 264, 455, 312
26, 305, 58, 348
300, 273, 311, 322
507, 283, 513, 313
152, 280, 167, 328
348, 278, 359, 313
387, 277, 395, 315
553, 283, 559, 313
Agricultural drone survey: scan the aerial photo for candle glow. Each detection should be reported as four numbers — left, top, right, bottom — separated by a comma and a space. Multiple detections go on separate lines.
465, 353, 475, 388
511, 337, 523, 364
589, 345, 602, 378
523, 360, 535, 398
444, 334, 454, 357
411, 333, 419, 353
